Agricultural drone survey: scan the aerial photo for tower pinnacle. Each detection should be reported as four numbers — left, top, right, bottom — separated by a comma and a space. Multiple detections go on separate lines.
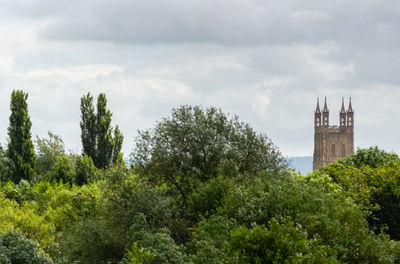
340, 97, 346, 113
322, 97, 329, 126
315, 98, 321, 113
347, 97, 353, 113
323, 97, 329, 113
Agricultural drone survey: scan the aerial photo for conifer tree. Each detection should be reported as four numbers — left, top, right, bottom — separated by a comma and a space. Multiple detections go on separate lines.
7, 90, 36, 182
80, 92, 123, 169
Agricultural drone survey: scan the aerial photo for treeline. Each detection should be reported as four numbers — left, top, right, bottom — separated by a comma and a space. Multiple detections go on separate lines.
0, 90, 400, 263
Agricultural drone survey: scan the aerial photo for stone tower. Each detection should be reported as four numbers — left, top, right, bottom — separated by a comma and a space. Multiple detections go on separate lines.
313, 97, 354, 171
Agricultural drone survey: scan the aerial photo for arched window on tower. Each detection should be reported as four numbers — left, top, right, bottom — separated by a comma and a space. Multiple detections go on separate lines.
331, 144, 336, 157
341, 144, 345, 157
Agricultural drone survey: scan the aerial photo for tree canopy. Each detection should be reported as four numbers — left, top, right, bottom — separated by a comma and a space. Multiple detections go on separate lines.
311, 147, 400, 240
0, 91, 399, 263
131, 105, 286, 200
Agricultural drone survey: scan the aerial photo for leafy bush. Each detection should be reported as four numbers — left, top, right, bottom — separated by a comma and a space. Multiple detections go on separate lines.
75, 154, 97, 185
188, 172, 400, 263
314, 148, 400, 240
0, 230, 53, 264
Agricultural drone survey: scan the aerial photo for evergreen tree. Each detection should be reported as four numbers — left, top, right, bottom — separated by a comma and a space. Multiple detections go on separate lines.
80, 93, 123, 169
7, 90, 36, 183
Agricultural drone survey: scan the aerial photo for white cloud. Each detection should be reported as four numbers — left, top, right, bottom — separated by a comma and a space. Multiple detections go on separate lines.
0, 56, 14, 74
14, 64, 124, 82
252, 95, 271, 118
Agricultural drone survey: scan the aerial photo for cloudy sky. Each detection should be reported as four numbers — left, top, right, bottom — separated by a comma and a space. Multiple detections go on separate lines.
0, 0, 399, 157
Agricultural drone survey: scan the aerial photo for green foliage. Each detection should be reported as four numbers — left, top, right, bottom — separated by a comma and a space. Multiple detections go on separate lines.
48, 155, 75, 184
339, 146, 399, 168
228, 219, 337, 264
315, 148, 400, 240
80, 92, 124, 169
100, 166, 180, 248
96, 93, 114, 169
189, 172, 399, 264
187, 215, 232, 264
123, 242, 154, 264
127, 214, 186, 264
0, 230, 53, 264
1, 179, 35, 204
80, 93, 96, 163
113, 125, 124, 164
35, 131, 65, 177
132, 105, 286, 200
75, 154, 97, 185
366, 162, 400, 239
61, 218, 122, 264
0, 146, 13, 183
187, 175, 234, 218
0, 191, 55, 248
45, 183, 99, 232
6, 90, 36, 183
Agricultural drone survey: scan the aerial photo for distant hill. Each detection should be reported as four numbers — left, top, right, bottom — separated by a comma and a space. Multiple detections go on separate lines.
288, 156, 313, 175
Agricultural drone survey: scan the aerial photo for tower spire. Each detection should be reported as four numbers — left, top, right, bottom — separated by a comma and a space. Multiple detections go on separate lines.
323, 96, 328, 112
347, 97, 354, 128
322, 97, 329, 126
347, 97, 353, 113
340, 97, 346, 126
315, 98, 321, 127
315, 98, 321, 113
340, 97, 346, 113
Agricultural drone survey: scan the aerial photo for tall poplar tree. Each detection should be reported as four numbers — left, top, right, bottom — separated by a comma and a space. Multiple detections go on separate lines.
7, 90, 36, 182
80, 92, 123, 169
80, 93, 96, 162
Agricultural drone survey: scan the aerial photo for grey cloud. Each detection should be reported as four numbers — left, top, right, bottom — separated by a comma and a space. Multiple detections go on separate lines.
4, 0, 400, 48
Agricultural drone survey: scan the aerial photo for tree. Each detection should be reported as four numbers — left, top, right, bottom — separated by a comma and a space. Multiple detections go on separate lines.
339, 146, 399, 168
35, 131, 65, 176
0, 230, 53, 264
80, 93, 96, 161
188, 172, 400, 264
131, 105, 286, 200
95, 93, 114, 169
112, 125, 124, 164
75, 154, 97, 185
314, 148, 400, 240
48, 155, 75, 184
80, 93, 123, 169
317, 149, 400, 240
227, 219, 337, 264
7, 90, 36, 183
0, 145, 13, 183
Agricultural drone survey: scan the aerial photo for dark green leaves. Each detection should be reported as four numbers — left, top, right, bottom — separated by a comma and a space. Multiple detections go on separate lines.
80, 93, 123, 169
7, 90, 36, 183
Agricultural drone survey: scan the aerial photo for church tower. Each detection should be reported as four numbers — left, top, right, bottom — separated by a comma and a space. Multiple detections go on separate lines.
313, 97, 354, 171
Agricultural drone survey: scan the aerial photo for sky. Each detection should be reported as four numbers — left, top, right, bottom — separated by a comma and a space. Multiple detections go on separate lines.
0, 0, 400, 157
